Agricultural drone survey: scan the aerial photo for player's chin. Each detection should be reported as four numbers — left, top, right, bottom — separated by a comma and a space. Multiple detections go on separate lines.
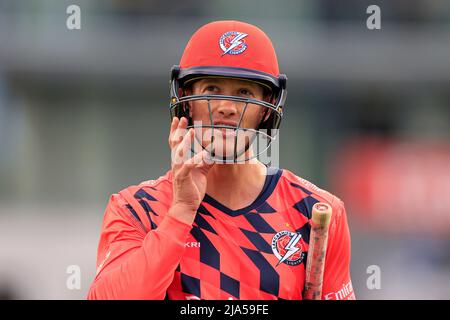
210, 139, 252, 162
196, 130, 255, 161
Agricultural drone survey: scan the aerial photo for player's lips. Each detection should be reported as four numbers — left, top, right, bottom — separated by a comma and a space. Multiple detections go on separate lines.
212, 121, 238, 137
213, 120, 239, 127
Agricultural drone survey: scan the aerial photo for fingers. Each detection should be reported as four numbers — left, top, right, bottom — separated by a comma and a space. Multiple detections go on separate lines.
195, 150, 216, 172
187, 149, 214, 167
168, 117, 189, 149
172, 128, 195, 167
170, 116, 179, 136
172, 128, 196, 178
177, 149, 215, 179
170, 117, 215, 180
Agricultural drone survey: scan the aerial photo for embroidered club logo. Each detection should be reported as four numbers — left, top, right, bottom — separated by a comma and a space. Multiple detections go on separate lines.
272, 231, 305, 266
219, 31, 248, 56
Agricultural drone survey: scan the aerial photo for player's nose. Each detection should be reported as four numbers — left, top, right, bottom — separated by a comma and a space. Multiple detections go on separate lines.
216, 99, 238, 118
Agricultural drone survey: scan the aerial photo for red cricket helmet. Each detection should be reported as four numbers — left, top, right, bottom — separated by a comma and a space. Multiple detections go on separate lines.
170, 20, 287, 162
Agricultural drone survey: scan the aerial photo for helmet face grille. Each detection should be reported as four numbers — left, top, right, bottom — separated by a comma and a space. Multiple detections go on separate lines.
170, 93, 283, 164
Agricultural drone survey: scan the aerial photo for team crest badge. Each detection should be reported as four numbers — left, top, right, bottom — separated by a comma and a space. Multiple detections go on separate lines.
219, 31, 248, 56
271, 231, 306, 266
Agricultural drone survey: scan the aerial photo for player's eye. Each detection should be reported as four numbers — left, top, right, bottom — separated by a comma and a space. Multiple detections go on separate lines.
204, 85, 219, 94
239, 88, 254, 97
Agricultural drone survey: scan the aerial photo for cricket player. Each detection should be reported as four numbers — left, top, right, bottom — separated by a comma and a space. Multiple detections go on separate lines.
87, 20, 355, 300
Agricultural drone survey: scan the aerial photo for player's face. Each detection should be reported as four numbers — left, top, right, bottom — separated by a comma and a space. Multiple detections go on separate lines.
187, 78, 270, 161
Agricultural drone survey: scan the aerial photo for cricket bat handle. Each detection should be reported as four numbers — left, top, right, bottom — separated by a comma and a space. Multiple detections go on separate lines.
303, 202, 332, 300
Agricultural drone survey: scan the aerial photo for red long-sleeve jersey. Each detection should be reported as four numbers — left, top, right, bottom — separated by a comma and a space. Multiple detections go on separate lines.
87, 167, 355, 300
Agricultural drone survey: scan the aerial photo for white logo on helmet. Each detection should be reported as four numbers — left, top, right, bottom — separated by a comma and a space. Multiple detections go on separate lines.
219, 31, 248, 56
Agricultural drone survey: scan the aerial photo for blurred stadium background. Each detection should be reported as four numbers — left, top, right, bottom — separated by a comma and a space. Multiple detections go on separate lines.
1, 0, 449, 299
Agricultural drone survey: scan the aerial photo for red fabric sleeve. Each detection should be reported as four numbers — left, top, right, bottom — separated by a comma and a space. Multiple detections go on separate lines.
87, 193, 192, 300
321, 199, 356, 300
